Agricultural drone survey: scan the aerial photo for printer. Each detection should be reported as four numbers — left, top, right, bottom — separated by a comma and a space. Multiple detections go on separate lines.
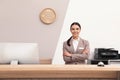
91, 48, 119, 65
94, 48, 119, 60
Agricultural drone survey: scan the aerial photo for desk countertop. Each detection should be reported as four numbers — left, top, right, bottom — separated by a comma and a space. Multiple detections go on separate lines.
0, 64, 120, 71
0, 64, 119, 78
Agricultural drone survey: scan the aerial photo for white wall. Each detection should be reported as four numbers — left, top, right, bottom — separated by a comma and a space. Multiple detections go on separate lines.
52, 0, 120, 64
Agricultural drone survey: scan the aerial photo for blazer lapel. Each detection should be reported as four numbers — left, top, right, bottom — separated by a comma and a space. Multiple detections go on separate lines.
69, 39, 75, 53
76, 38, 83, 52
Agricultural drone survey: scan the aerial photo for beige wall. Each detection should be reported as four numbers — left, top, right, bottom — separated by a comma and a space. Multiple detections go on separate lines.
0, 0, 69, 59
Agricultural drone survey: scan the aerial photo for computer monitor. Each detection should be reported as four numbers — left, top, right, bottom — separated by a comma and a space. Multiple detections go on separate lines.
0, 43, 40, 64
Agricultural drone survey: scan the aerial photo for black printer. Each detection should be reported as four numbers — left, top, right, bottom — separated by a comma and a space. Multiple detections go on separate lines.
94, 48, 119, 60
91, 48, 119, 65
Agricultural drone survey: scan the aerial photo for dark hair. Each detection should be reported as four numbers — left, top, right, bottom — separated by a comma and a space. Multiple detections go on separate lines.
67, 22, 81, 46
70, 22, 81, 30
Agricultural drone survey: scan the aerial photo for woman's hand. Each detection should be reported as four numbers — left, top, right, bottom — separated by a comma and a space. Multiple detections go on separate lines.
63, 51, 72, 57
82, 49, 89, 54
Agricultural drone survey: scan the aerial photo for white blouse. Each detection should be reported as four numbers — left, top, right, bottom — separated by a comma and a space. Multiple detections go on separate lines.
72, 38, 80, 52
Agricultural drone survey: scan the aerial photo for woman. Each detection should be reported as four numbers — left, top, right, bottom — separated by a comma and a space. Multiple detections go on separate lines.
63, 22, 90, 64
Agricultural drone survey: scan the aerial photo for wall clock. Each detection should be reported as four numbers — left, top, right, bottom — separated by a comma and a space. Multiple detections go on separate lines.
40, 8, 56, 24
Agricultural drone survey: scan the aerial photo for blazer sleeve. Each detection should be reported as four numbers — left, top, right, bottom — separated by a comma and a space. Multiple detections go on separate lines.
71, 40, 90, 61
63, 42, 72, 63
71, 53, 88, 61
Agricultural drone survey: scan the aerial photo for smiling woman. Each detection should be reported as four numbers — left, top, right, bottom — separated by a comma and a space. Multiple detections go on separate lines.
40, 8, 56, 24
63, 22, 90, 64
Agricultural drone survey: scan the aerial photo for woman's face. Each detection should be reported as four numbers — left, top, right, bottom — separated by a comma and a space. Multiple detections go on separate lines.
70, 24, 81, 39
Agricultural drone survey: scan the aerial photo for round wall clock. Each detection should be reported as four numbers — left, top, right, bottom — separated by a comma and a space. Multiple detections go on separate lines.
40, 8, 56, 24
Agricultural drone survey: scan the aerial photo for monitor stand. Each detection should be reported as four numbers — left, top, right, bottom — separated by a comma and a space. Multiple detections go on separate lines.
10, 60, 19, 65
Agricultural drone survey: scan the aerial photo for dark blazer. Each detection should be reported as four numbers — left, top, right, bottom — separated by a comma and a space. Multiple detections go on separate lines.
63, 37, 90, 64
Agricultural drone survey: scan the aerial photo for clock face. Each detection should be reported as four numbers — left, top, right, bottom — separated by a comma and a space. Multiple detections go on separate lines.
40, 8, 56, 24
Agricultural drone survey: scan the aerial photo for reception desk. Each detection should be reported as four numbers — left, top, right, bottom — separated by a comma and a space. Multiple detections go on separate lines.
0, 64, 119, 79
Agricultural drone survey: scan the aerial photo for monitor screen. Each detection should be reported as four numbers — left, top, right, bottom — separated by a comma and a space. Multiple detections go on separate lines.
0, 43, 40, 64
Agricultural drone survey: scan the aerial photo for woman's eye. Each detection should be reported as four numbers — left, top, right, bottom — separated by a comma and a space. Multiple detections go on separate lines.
71, 28, 79, 30
72, 28, 75, 30
76, 28, 79, 30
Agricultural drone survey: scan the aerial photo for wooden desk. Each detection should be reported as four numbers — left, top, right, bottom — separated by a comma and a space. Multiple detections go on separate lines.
0, 64, 119, 79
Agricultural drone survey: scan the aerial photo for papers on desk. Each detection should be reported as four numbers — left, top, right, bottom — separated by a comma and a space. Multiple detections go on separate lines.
108, 59, 120, 65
